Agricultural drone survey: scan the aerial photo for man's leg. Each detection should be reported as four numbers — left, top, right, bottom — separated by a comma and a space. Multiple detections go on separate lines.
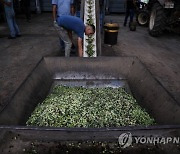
124, 9, 130, 26
129, 9, 135, 24
68, 30, 76, 53
57, 27, 72, 57
6, 13, 16, 37
54, 25, 65, 51
12, 16, 20, 36
27, 6, 31, 21
25, 6, 31, 22
60, 39, 65, 50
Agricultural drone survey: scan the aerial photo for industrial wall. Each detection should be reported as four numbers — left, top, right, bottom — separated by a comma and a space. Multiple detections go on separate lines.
31, 0, 126, 13
39, 0, 52, 11
29, 0, 52, 12
12, 0, 125, 14
108, 0, 126, 13
36, 0, 126, 13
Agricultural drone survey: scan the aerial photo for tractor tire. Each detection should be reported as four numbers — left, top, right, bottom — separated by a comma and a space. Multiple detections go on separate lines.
149, 2, 167, 36
137, 10, 149, 26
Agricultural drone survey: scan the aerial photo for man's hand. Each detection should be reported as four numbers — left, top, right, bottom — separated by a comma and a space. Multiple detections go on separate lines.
53, 20, 59, 28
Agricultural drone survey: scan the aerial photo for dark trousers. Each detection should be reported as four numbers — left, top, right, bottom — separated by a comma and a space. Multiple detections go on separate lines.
22, 0, 31, 21
24, 6, 31, 21
124, 9, 135, 26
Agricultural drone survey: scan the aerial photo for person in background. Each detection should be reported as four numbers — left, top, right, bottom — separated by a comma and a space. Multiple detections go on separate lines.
123, 0, 136, 27
52, 0, 75, 52
0, 3, 5, 22
73, 0, 81, 17
0, 0, 21, 39
57, 15, 95, 57
22, 0, 31, 22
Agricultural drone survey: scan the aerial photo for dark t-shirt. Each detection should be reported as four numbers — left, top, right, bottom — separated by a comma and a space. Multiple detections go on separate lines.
126, 0, 135, 9
58, 15, 85, 39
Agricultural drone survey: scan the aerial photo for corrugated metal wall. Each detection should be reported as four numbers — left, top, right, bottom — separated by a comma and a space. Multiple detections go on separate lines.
39, 0, 52, 11
108, 0, 126, 13
30, 0, 52, 12
30, 0, 36, 12
32, 0, 126, 13
30, 0, 126, 13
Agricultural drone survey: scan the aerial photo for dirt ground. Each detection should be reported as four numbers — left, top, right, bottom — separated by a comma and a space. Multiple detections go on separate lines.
0, 13, 180, 111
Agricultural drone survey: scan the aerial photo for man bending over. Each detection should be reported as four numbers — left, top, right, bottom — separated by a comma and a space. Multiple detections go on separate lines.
57, 15, 95, 57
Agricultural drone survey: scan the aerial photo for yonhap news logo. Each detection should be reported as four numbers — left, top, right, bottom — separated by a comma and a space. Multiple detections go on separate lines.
118, 132, 180, 148
118, 132, 132, 148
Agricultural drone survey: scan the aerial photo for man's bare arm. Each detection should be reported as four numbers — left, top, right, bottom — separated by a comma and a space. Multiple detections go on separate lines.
52, 4, 57, 21
77, 37, 83, 57
70, 4, 75, 16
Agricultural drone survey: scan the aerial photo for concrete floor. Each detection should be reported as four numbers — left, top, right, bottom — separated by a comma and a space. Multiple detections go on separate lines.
0, 13, 180, 110
104, 15, 180, 103
0, 13, 60, 109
